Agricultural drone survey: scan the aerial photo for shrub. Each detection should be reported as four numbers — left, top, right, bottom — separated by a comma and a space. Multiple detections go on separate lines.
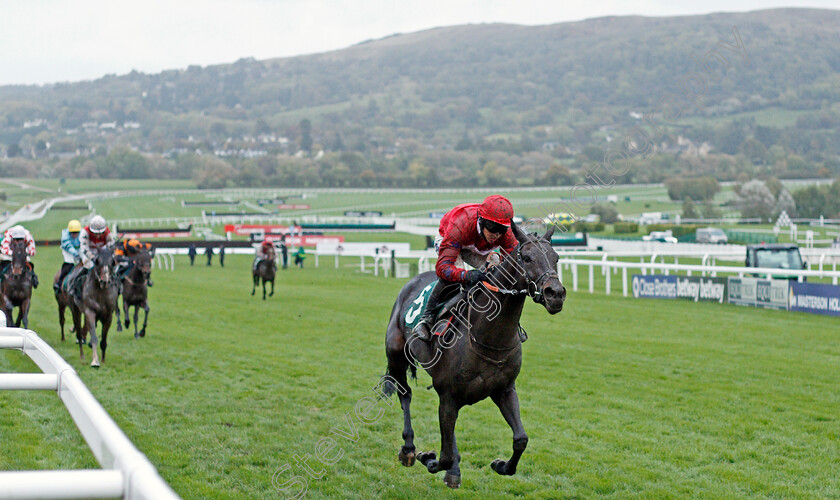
614, 222, 639, 233
573, 222, 605, 233
645, 224, 699, 238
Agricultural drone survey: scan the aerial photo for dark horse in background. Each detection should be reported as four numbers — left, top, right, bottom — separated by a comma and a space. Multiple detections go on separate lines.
1, 238, 34, 328
252, 246, 276, 300
115, 246, 154, 339
384, 222, 565, 488
66, 246, 120, 367
54, 262, 79, 342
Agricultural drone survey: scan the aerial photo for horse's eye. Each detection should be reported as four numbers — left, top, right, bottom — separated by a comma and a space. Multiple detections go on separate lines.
522, 255, 532, 263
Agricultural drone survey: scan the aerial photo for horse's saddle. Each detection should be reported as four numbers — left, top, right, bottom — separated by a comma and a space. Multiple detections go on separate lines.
404, 280, 465, 330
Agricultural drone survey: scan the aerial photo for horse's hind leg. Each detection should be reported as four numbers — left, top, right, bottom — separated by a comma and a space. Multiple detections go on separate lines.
133, 304, 140, 338
251, 275, 257, 296
269, 279, 274, 297
262, 279, 267, 300
386, 357, 416, 467
490, 387, 528, 476
58, 302, 66, 341
72, 308, 85, 359
139, 302, 149, 338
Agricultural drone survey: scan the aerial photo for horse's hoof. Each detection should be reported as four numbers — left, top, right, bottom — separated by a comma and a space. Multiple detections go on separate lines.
134, 333, 139, 339
125, 320, 130, 328
140, 329, 146, 338
443, 472, 461, 489
417, 451, 436, 466
91, 362, 100, 369
398, 450, 415, 467
491, 459, 508, 475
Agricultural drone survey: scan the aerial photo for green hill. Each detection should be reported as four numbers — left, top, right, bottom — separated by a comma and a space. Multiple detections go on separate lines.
1, 8, 839, 186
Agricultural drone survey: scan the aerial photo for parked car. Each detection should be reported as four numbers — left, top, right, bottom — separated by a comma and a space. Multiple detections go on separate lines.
696, 227, 728, 244
643, 230, 678, 243
745, 243, 807, 279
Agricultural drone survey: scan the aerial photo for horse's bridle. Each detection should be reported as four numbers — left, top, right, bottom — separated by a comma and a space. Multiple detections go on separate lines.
514, 240, 559, 304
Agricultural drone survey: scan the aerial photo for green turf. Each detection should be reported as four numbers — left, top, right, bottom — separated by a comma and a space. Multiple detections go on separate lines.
1, 248, 838, 499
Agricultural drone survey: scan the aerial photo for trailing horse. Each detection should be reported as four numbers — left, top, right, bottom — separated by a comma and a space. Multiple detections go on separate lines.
115, 246, 154, 339
383, 222, 565, 488
54, 263, 80, 342
252, 246, 277, 300
66, 245, 120, 367
1, 239, 34, 328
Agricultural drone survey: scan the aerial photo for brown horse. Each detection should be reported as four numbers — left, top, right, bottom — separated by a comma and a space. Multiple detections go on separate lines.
252, 246, 276, 300
383, 222, 565, 488
54, 263, 81, 341
66, 245, 120, 367
115, 247, 154, 339
1, 239, 34, 328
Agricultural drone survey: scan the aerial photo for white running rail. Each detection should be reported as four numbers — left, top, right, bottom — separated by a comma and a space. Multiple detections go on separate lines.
557, 258, 840, 296
0, 322, 180, 500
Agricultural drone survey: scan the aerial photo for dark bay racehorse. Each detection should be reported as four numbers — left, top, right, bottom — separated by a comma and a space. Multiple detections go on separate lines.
115, 246, 154, 339
1, 239, 34, 328
54, 263, 80, 342
252, 246, 276, 300
67, 246, 120, 367
383, 222, 565, 488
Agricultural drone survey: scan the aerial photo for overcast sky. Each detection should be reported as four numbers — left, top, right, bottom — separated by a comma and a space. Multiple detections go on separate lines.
0, 0, 836, 86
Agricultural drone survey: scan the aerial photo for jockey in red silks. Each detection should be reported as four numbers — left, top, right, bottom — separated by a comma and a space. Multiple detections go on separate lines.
79, 215, 115, 268
253, 239, 276, 271
413, 195, 517, 342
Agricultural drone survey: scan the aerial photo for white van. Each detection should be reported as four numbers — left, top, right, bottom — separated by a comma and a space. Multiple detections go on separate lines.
696, 227, 728, 244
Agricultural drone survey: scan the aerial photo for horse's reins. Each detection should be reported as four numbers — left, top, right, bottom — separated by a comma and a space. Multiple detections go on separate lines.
460, 237, 560, 366
479, 239, 558, 302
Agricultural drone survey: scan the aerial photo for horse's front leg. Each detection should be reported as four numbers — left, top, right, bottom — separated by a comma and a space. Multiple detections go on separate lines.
86, 311, 100, 368
21, 299, 30, 329
490, 387, 528, 476
14, 304, 23, 328
133, 304, 140, 338
140, 301, 149, 338
269, 279, 274, 297
100, 314, 112, 362
251, 274, 257, 296
115, 294, 123, 332
421, 398, 460, 478
262, 279, 267, 300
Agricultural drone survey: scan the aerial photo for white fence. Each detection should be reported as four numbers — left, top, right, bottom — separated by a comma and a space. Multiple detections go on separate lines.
557, 257, 840, 296
0, 322, 180, 500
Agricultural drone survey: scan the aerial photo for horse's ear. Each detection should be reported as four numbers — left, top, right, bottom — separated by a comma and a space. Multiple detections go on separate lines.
543, 224, 556, 241
510, 219, 527, 244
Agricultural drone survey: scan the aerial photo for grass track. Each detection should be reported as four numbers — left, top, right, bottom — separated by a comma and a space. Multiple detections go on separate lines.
0, 248, 838, 498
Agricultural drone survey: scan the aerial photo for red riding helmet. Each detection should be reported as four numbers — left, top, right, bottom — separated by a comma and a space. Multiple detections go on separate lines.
478, 195, 513, 226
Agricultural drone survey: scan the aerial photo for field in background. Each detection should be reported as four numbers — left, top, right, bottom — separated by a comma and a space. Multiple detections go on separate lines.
1, 249, 838, 499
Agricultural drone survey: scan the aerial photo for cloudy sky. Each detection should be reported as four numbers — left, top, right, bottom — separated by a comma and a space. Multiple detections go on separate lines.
0, 0, 836, 86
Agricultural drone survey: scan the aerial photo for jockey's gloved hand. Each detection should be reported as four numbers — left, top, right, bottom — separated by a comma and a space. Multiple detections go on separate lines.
463, 269, 486, 286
